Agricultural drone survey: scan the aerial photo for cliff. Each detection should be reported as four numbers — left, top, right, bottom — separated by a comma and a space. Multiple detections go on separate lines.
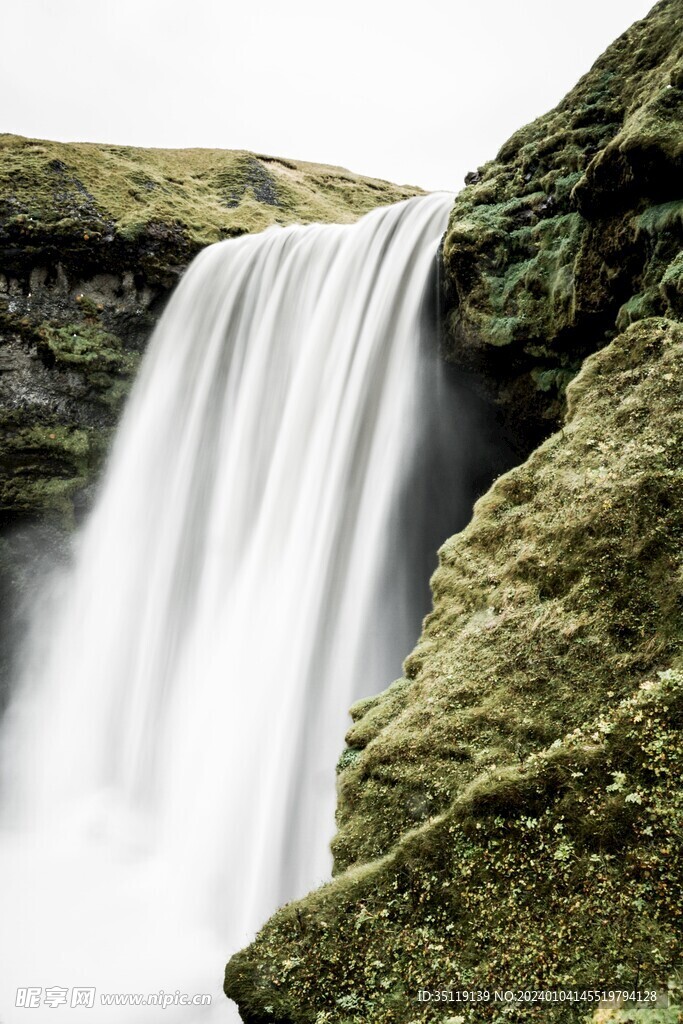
224, 2, 683, 1021
442, 0, 683, 453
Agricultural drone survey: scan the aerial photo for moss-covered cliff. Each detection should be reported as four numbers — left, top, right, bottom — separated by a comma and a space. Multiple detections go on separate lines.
226, 319, 683, 1024
225, 2, 683, 1021
441, 0, 683, 452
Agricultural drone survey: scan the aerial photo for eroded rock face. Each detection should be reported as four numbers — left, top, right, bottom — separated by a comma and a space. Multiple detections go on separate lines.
0, 268, 154, 526
441, 0, 683, 453
224, 3, 683, 1021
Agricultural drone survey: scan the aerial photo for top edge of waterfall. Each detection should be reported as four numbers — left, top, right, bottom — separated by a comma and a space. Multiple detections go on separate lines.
206, 190, 455, 248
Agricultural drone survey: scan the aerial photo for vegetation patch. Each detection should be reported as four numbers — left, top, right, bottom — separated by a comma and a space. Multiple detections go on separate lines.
226, 668, 683, 1023
0, 134, 422, 275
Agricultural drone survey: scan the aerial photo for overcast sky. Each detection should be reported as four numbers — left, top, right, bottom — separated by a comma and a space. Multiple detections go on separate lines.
2, 0, 655, 192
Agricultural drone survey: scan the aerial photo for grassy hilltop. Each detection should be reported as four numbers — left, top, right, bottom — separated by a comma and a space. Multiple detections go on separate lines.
0, 133, 421, 258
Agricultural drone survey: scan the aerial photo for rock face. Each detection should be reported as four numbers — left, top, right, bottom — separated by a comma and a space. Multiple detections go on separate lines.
224, 3, 683, 1021
442, 0, 683, 452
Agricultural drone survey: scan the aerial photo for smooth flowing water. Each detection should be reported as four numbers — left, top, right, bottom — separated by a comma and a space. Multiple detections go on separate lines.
0, 193, 472, 1021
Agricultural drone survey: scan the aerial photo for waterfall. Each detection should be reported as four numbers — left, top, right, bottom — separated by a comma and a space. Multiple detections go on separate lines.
0, 193, 463, 1021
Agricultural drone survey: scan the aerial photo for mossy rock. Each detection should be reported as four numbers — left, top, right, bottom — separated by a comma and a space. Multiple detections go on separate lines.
225, 316, 683, 1023
0, 416, 110, 527
0, 301, 136, 527
441, 0, 683, 452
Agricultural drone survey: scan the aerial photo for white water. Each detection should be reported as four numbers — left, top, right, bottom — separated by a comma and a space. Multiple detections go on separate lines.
0, 193, 456, 1022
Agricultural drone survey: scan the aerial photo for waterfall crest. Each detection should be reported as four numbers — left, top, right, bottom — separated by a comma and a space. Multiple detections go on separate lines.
0, 193, 456, 1021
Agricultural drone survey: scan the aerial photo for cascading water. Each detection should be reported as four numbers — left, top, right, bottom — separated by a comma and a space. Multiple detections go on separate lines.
0, 192, 482, 1021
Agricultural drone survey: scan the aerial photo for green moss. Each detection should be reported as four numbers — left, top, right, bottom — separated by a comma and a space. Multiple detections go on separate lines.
336, 748, 362, 775
440, 0, 683, 447
0, 419, 108, 526
660, 252, 683, 318
637, 200, 683, 236
531, 367, 578, 395
37, 321, 140, 392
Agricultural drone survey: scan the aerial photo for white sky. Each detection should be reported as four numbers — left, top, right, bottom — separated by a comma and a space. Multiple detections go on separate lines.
1, 0, 656, 192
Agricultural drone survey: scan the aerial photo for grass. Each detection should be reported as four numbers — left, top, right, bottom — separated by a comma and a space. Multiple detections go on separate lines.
0, 134, 423, 248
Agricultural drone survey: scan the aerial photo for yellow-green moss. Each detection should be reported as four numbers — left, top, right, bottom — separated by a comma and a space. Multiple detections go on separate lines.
225, 319, 683, 1022
331, 318, 683, 872
0, 134, 422, 250
37, 322, 140, 399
